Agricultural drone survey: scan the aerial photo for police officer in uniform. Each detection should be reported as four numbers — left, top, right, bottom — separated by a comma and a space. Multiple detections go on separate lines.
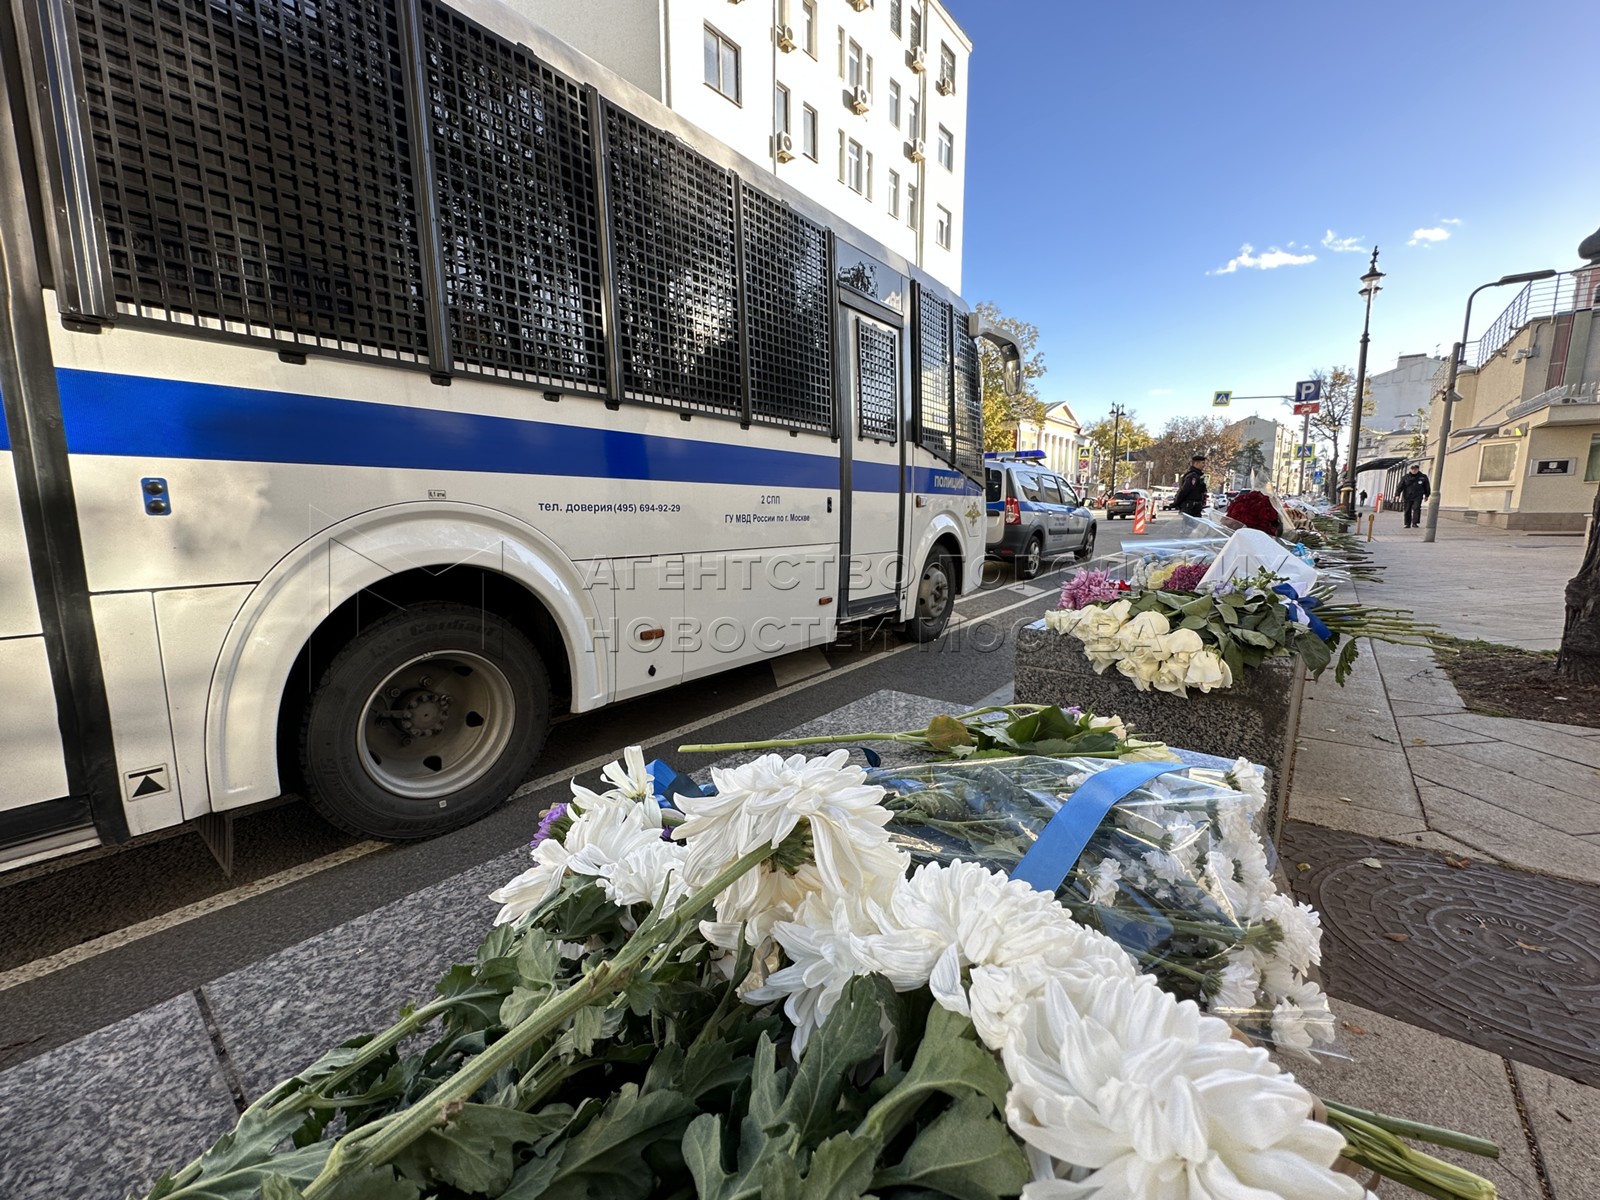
1169, 453, 1208, 517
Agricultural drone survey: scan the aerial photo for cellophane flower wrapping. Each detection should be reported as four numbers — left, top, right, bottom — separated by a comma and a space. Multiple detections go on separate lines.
874, 754, 1340, 1057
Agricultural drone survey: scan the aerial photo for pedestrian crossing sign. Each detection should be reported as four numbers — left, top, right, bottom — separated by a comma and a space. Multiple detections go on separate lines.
1212, 391, 1231, 407
1295, 444, 1315, 460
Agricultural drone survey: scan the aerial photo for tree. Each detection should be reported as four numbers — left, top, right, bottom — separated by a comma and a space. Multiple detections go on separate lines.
1404, 406, 1429, 460
1144, 415, 1242, 488
1306, 367, 1372, 500
976, 301, 1047, 451
1231, 438, 1268, 488
1081, 412, 1153, 491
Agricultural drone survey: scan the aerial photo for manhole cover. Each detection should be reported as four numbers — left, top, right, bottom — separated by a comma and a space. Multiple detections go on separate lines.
1281, 822, 1600, 1086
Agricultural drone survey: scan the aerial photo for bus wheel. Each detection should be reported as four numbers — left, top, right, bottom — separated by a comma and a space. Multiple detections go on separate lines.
298, 602, 550, 840
902, 549, 955, 643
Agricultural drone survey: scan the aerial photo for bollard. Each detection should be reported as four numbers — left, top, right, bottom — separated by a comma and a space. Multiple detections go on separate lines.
1366, 513, 1375, 542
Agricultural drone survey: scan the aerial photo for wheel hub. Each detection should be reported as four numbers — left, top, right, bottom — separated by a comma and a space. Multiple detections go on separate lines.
382, 689, 452, 738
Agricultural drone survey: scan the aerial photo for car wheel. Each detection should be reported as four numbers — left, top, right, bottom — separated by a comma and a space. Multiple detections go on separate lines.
1074, 524, 1097, 561
902, 548, 956, 642
1017, 534, 1044, 580
298, 601, 550, 840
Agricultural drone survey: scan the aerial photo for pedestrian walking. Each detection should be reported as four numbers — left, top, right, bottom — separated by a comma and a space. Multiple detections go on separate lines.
1395, 464, 1430, 528
1167, 453, 1208, 517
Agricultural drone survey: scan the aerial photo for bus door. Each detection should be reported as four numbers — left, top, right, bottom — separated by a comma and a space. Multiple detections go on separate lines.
838, 307, 907, 617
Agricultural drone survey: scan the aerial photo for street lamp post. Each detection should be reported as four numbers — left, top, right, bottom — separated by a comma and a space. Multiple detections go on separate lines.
1420, 268, 1558, 543
1107, 403, 1127, 493
1340, 249, 1384, 520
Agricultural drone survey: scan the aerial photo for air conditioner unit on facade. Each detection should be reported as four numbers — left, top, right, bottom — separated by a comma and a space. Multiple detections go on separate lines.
776, 24, 796, 51
849, 85, 871, 114
773, 131, 795, 162
906, 137, 925, 162
936, 75, 955, 95
908, 47, 926, 72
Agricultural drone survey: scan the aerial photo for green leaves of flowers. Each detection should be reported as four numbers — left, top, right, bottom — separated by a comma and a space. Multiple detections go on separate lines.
686, 981, 1025, 1200
930, 704, 1125, 761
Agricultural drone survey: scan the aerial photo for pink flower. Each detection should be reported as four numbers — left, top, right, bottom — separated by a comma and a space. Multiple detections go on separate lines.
1060, 568, 1123, 610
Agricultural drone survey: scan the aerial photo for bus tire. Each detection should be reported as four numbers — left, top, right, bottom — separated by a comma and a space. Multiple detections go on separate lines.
297, 601, 550, 840
901, 549, 956, 643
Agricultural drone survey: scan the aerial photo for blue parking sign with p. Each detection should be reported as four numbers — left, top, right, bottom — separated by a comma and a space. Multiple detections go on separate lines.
1296, 379, 1322, 403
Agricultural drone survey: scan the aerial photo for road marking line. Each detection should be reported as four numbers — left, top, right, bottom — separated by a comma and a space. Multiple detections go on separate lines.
0, 842, 384, 993
3, 587, 1055, 988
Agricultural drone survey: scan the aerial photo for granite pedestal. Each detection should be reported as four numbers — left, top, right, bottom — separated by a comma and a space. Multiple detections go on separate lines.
1013, 618, 1306, 837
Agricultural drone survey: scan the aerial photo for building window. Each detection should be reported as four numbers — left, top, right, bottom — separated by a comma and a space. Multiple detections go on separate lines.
906, 182, 919, 229
802, 0, 816, 56
843, 136, 866, 194
774, 83, 790, 135
939, 42, 956, 90
935, 205, 951, 248
1586, 434, 1600, 482
889, 0, 901, 37
846, 38, 861, 85
1478, 442, 1517, 483
704, 26, 740, 103
802, 104, 818, 159
909, 4, 922, 48
936, 125, 953, 169
888, 169, 900, 217
908, 96, 921, 140
888, 80, 901, 128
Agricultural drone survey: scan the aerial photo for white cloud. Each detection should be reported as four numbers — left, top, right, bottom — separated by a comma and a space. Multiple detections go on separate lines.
1147, 388, 1173, 396
1209, 243, 1318, 275
1408, 226, 1451, 246
1321, 229, 1365, 253
1442, 217, 1462, 225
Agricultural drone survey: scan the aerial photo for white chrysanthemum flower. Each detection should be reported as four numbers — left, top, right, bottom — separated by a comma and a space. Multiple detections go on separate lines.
1086, 859, 1122, 906
1262, 893, 1324, 974
675, 750, 898, 897
1004, 975, 1361, 1200
599, 837, 688, 909
741, 889, 889, 1055
599, 745, 657, 805
1211, 958, 1261, 1014
489, 791, 674, 924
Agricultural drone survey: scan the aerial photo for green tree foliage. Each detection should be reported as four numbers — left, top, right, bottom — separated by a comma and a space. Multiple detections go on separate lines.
1307, 367, 1374, 497
1081, 412, 1153, 491
976, 301, 1047, 451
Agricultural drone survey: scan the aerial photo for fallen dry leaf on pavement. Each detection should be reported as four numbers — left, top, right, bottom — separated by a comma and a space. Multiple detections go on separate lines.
1359, 857, 1384, 869
1342, 1023, 1368, 1035
1444, 856, 1472, 868
1383, 933, 1410, 943
1296, 862, 1311, 871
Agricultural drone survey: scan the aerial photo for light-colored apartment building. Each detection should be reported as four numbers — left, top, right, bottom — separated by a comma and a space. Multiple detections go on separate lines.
1223, 415, 1296, 491
508, 0, 972, 290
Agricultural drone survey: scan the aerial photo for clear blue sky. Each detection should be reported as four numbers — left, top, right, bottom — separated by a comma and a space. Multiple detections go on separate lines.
950, 0, 1600, 429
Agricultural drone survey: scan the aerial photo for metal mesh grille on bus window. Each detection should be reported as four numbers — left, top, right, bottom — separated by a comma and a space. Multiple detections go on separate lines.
421, 3, 607, 390
604, 104, 742, 413
917, 293, 953, 461
857, 321, 898, 442
954, 322, 982, 476
73, 0, 428, 358
741, 188, 831, 432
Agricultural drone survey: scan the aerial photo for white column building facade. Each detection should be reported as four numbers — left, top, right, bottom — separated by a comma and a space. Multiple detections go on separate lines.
506, 0, 971, 291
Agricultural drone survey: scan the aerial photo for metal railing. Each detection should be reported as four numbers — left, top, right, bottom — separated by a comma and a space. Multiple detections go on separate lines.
1465, 270, 1599, 367
1507, 380, 1600, 422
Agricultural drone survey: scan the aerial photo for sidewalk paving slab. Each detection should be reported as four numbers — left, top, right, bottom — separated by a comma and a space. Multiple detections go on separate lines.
201, 853, 521, 1100
1511, 1061, 1600, 1200
1286, 999, 1543, 1200
1429, 714, 1600, 763
1407, 747, 1600, 837
1416, 783, 1600, 882
1395, 715, 1500, 747
1297, 695, 1405, 751
1288, 740, 1423, 819
0, 993, 237, 1200
1429, 738, 1600, 805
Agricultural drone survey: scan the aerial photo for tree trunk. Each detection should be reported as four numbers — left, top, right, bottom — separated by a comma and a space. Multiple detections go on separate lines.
1557, 486, 1600, 684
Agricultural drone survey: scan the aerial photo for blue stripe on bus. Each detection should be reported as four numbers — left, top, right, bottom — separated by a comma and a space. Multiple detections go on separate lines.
51, 370, 980, 495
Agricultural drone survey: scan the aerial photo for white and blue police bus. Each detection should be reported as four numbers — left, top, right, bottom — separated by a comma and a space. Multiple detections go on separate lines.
0, 0, 1021, 872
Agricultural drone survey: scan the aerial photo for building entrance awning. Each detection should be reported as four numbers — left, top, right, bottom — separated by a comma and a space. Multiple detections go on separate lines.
1354, 455, 1408, 474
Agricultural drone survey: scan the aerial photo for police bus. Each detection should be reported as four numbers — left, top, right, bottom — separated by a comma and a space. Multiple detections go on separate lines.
0, 0, 1020, 872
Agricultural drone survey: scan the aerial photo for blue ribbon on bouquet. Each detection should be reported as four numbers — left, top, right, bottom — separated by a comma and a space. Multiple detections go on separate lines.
1009, 762, 1185, 894
647, 759, 715, 806
1270, 583, 1332, 641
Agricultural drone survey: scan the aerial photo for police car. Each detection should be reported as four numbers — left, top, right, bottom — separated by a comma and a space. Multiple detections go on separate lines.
984, 451, 1099, 579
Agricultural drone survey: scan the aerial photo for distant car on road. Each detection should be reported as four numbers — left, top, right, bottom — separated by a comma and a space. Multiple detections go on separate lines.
985, 452, 1098, 578
1104, 489, 1154, 520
